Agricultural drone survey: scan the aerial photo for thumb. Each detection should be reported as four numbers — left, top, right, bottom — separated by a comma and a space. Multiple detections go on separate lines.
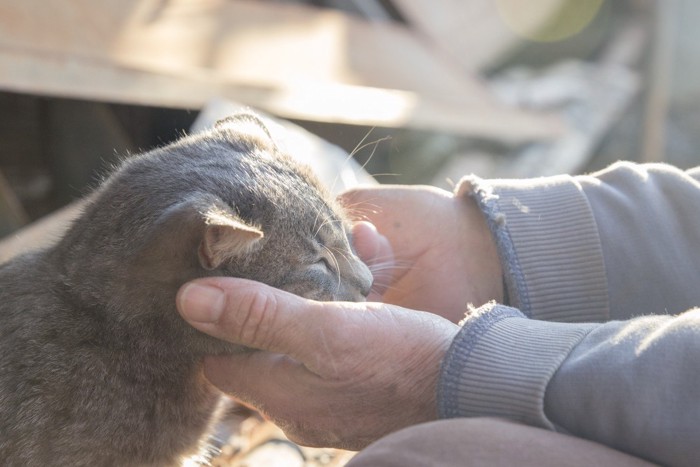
351, 221, 394, 299
176, 277, 345, 364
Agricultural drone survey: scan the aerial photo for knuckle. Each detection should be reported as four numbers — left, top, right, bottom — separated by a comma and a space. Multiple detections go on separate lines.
235, 289, 278, 349
284, 421, 340, 449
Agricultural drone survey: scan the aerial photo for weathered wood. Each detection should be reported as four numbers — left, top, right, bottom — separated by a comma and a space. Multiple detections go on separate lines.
0, 0, 564, 142
0, 198, 84, 264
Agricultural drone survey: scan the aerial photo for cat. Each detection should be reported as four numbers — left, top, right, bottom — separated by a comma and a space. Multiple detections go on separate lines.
0, 113, 373, 466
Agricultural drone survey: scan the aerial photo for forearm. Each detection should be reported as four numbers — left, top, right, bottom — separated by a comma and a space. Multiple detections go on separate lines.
578, 162, 700, 318
545, 308, 700, 466
439, 162, 700, 465
438, 305, 700, 467
458, 162, 700, 321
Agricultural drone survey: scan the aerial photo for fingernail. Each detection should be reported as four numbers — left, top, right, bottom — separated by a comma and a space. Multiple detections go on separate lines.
178, 283, 225, 323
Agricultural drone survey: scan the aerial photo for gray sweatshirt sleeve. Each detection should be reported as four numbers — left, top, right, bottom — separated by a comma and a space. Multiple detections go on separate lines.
438, 162, 700, 467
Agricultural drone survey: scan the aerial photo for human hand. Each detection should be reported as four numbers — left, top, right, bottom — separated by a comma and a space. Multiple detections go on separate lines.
176, 277, 459, 450
341, 185, 502, 323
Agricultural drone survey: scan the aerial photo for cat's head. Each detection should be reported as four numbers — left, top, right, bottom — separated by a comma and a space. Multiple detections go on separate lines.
59, 113, 372, 321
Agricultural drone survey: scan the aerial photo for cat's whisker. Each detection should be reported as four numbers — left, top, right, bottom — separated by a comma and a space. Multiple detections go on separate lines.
368, 262, 411, 272
330, 129, 392, 195
311, 199, 344, 238
357, 136, 392, 175
369, 283, 404, 295
359, 253, 400, 263
313, 218, 327, 239
314, 216, 345, 239
328, 245, 373, 282
341, 202, 381, 217
349, 127, 377, 159
328, 245, 352, 265
370, 257, 414, 266
344, 211, 371, 223
322, 245, 342, 296
339, 199, 383, 223
327, 127, 377, 195
358, 254, 414, 268
371, 283, 397, 293
367, 173, 401, 179
312, 208, 324, 236
328, 152, 365, 196
368, 266, 414, 278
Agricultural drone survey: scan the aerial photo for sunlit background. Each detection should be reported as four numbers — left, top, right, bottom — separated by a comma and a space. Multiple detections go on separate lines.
0, 0, 697, 464
3, 0, 696, 233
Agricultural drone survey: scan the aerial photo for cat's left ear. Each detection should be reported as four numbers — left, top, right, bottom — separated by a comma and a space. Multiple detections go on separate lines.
146, 194, 264, 271
198, 207, 264, 270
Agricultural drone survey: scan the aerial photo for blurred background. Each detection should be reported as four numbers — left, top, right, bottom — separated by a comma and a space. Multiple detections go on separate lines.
2, 0, 699, 239
0, 1, 698, 464
0, 0, 696, 220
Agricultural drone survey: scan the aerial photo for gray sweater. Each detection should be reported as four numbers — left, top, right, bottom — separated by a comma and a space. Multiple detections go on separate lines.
437, 162, 700, 467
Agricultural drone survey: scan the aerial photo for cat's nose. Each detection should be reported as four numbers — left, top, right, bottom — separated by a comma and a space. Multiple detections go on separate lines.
357, 261, 373, 298
359, 281, 372, 298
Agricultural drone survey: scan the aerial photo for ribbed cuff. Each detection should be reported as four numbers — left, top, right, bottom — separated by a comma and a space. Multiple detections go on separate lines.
438, 304, 596, 428
456, 175, 610, 323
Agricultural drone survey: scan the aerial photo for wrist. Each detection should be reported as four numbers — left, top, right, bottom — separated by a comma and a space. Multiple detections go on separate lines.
453, 192, 503, 306
438, 303, 596, 427
456, 174, 609, 322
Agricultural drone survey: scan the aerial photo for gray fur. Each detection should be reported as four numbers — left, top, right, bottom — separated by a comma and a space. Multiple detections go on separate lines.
0, 114, 372, 466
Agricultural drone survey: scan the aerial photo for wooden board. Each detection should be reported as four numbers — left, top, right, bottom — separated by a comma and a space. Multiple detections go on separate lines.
0, 198, 83, 264
0, 0, 564, 142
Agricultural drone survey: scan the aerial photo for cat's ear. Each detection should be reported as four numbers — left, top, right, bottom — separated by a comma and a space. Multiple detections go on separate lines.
146, 194, 264, 271
214, 112, 278, 151
198, 208, 264, 270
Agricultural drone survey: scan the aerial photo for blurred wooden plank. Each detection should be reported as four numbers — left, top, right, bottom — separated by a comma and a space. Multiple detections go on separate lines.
0, 195, 83, 264
2, 0, 488, 105
0, 43, 564, 144
0, 0, 564, 142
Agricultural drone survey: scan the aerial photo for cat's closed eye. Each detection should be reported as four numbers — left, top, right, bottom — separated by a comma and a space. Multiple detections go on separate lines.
317, 257, 334, 272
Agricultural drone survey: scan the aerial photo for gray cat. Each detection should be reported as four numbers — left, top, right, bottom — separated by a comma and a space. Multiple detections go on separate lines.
0, 114, 372, 466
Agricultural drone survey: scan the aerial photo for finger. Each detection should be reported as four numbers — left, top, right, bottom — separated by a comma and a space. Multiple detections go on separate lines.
204, 353, 341, 447
203, 352, 308, 406
351, 221, 394, 298
340, 185, 451, 253
350, 221, 382, 262
176, 278, 347, 366
351, 221, 394, 266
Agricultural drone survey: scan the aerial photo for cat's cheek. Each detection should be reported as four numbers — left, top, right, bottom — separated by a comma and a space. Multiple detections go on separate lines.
276, 269, 334, 301
277, 281, 321, 301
